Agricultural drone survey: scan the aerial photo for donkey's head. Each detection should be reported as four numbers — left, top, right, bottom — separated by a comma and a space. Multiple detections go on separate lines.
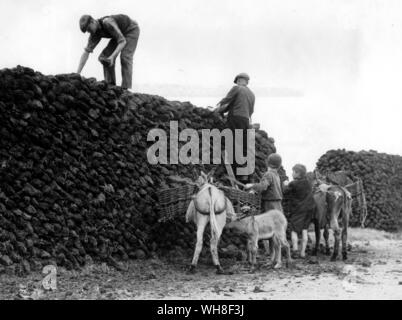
195, 168, 216, 187
307, 170, 327, 189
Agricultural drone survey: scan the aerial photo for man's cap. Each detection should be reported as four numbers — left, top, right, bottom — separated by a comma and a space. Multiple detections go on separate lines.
79, 15, 92, 33
267, 153, 282, 169
234, 72, 250, 83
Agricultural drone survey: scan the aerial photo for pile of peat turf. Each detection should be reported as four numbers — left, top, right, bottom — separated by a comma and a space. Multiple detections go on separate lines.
0, 66, 285, 273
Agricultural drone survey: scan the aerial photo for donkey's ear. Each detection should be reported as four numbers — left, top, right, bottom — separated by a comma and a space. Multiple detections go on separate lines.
191, 167, 199, 180
207, 167, 216, 179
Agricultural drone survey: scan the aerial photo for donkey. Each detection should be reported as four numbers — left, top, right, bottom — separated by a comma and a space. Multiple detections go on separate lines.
307, 171, 353, 261
226, 209, 292, 270
185, 171, 235, 274
326, 185, 352, 261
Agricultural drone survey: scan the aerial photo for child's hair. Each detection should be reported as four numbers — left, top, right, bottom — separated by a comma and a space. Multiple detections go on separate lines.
292, 164, 307, 178
267, 153, 282, 169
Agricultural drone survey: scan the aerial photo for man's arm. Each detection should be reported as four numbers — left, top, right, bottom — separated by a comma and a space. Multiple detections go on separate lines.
103, 18, 127, 65
77, 33, 102, 73
77, 51, 90, 74
249, 94, 255, 117
216, 86, 238, 114
214, 103, 229, 114
245, 173, 271, 192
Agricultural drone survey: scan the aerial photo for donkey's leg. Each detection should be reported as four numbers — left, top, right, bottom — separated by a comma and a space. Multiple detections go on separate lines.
300, 229, 308, 258
270, 238, 276, 263
247, 239, 253, 265
263, 240, 270, 255
323, 226, 330, 255
330, 217, 340, 262
210, 213, 226, 274
279, 232, 292, 267
190, 215, 208, 272
247, 236, 259, 272
312, 221, 320, 256
274, 236, 283, 269
341, 225, 348, 261
251, 235, 258, 266
342, 204, 351, 261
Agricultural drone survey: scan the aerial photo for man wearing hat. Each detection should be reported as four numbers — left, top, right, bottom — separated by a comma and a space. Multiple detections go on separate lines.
77, 14, 140, 90
215, 73, 255, 182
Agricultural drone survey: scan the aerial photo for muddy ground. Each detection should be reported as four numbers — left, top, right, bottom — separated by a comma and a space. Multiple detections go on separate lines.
1, 228, 401, 300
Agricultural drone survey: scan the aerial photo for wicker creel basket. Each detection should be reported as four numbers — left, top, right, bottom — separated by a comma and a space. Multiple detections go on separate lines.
219, 186, 261, 214
158, 184, 262, 222
158, 185, 196, 222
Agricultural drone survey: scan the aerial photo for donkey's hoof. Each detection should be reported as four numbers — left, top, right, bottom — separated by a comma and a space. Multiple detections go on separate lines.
188, 265, 197, 274
330, 255, 337, 262
216, 266, 225, 275
273, 263, 282, 269
312, 249, 318, 256
286, 259, 294, 268
325, 248, 331, 256
291, 252, 299, 259
342, 253, 348, 261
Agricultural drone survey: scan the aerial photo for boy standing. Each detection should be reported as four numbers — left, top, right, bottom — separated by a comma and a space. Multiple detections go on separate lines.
244, 153, 284, 212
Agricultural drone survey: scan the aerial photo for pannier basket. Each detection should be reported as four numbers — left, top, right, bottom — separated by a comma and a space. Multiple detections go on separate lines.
158, 185, 262, 223
158, 185, 196, 222
219, 186, 261, 215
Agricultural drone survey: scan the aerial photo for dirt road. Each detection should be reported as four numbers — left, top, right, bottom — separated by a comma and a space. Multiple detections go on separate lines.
1, 228, 401, 300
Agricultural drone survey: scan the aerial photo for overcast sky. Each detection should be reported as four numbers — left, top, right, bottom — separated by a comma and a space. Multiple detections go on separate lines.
0, 0, 401, 174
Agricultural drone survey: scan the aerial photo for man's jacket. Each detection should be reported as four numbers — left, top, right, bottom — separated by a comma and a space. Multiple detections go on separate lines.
219, 85, 255, 120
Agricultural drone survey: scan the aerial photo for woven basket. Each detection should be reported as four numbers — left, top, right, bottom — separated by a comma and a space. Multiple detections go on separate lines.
158, 184, 262, 222
158, 185, 196, 222
219, 186, 261, 214
345, 179, 364, 197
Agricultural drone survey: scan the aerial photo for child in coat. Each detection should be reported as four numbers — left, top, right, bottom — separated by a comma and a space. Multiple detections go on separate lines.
283, 164, 316, 258
244, 153, 285, 212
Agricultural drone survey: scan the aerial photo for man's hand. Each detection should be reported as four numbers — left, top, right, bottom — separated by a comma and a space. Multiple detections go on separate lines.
105, 56, 115, 67
283, 180, 290, 187
213, 104, 222, 113
244, 183, 254, 190
99, 56, 114, 67
215, 103, 229, 115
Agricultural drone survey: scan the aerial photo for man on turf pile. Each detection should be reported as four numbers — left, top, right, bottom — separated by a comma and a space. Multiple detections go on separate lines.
77, 14, 140, 90
215, 73, 255, 183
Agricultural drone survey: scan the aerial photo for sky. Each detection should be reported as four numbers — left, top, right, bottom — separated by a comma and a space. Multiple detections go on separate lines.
0, 0, 401, 175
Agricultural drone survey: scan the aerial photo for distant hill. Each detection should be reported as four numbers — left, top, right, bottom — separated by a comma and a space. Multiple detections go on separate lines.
136, 83, 303, 98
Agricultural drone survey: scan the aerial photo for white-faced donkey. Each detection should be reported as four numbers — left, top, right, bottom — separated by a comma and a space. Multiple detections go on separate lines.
226, 209, 292, 270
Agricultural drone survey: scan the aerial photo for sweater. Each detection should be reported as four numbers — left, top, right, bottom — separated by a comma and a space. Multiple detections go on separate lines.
219, 85, 255, 120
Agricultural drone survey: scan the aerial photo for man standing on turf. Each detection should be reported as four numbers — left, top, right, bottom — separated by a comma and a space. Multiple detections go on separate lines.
77, 14, 140, 90
215, 73, 255, 182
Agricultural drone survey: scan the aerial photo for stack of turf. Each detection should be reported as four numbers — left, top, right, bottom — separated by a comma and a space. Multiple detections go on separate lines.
0, 66, 283, 273
316, 149, 402, 231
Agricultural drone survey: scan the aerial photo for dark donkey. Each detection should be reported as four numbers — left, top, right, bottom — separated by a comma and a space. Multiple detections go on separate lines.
308, 172, 353, 261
